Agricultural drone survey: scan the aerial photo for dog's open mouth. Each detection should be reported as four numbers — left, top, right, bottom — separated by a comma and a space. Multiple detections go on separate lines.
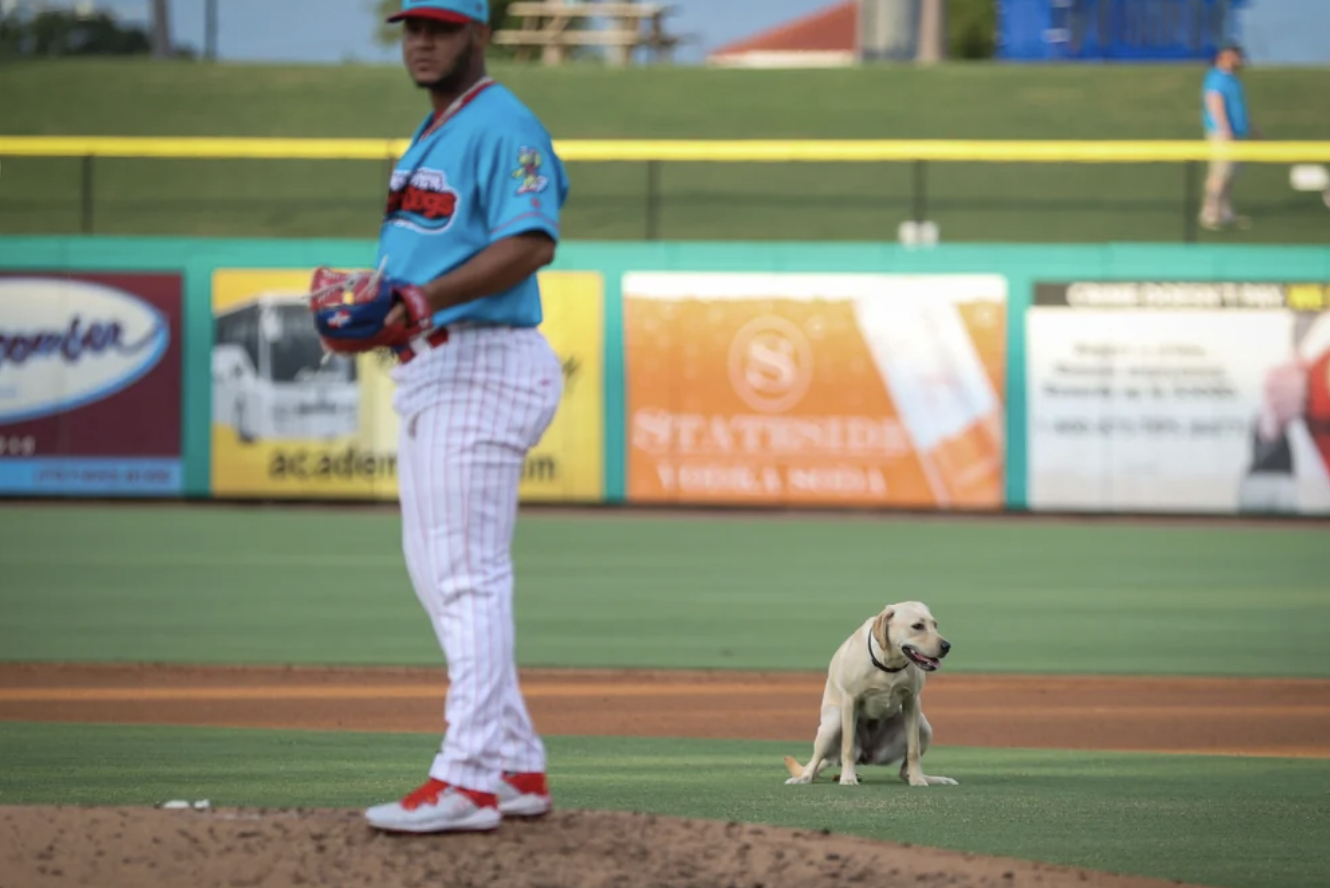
902, 645, 941, 671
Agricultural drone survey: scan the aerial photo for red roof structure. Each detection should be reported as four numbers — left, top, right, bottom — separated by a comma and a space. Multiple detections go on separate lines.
707, 1, 858, 68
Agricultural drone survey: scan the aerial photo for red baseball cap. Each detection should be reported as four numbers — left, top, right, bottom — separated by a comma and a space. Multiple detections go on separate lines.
387, 0, 489, 25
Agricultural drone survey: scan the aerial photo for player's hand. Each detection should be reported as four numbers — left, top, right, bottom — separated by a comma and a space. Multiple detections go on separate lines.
386, 284, 433, 336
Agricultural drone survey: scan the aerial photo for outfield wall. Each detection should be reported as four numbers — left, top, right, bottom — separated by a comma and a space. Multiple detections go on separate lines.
2, 236, 1329, 516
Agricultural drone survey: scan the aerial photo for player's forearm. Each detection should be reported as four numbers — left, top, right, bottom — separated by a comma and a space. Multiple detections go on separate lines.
421, 233, 556, 312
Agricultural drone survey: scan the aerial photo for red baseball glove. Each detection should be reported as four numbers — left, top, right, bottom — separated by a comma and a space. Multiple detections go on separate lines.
307, 263, 434, 355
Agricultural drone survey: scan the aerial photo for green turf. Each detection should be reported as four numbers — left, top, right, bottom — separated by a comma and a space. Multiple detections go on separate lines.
1, 721, 1326, 888
2, 59, 1328, 243
1, 503, 1327, 676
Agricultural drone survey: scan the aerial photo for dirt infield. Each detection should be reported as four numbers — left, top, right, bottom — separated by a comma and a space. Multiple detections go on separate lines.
5, 662, 1330, 888
0, 805, 1223, 888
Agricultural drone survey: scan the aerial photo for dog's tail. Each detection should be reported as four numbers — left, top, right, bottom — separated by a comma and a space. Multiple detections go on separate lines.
783, 756, 805, 779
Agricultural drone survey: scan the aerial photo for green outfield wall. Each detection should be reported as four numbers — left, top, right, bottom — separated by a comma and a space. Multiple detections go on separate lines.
2, 236, 1328, 516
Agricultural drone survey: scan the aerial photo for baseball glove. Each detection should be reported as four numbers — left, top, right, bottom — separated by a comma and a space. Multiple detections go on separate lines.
307, 263, 434, 355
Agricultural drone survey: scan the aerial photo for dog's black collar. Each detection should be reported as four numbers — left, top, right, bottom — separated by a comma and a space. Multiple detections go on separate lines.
868, 631, 910, 673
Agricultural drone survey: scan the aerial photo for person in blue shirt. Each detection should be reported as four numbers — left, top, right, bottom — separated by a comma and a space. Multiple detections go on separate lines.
358, 0, 569, 836
1200, 43, 1262, 231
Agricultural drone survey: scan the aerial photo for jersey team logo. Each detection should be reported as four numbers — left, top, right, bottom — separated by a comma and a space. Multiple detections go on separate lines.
513, 147, 549, 195
384, 167, 460, 234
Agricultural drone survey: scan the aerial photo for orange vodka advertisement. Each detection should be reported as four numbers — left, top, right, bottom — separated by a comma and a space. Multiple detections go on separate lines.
623, 272, 1007, 509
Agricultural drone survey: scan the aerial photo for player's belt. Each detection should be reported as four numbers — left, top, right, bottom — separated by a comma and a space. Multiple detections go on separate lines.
393, 327, 451, 365
393, 321, 507, 365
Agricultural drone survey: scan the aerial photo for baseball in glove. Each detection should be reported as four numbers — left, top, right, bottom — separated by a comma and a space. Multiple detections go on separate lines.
307, 262, 434, 355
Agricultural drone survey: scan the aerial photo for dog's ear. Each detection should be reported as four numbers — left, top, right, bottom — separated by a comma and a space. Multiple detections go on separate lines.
873, 608, 894, 651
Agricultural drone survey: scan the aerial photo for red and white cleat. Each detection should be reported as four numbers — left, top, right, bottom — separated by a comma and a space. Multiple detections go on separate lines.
364, 778, 501, 834
496, 771, 553, 818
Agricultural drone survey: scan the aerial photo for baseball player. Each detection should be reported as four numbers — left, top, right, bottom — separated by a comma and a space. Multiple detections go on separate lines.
307, 0, 568, 833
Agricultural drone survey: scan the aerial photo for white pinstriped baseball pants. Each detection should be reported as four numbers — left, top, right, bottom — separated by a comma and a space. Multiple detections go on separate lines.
390, 324, 564, 795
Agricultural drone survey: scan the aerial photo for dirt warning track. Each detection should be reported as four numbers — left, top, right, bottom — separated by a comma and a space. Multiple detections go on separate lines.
4, 662, 1329, 758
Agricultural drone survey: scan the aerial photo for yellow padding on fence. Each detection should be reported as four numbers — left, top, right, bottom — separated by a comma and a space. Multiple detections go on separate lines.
1, 136, 1329, 163
0, 137, 407, 160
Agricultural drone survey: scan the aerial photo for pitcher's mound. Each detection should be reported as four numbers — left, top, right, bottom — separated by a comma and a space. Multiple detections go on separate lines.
2, 805, 1209, 888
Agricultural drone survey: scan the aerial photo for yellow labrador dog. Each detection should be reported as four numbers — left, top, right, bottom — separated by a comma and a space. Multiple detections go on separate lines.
783, 601, 957, 788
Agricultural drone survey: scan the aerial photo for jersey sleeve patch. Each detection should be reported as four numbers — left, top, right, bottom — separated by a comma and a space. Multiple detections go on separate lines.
483, 122, 565, 245
512, 146, 550, 196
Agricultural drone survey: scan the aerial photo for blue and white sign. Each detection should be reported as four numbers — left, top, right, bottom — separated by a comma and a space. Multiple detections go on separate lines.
0, 271, 183, 498
0, 277, 170, 425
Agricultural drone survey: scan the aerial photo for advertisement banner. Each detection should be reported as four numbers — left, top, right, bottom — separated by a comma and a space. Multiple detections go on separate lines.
210, 269, 604, 502
0, 272, 183, 495
516, 270, 606, 503
1027, 281, 1330, 514
623, 272, 1008, 509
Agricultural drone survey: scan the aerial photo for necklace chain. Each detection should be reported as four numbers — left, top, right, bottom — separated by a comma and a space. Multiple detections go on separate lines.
420, 76, 495, 141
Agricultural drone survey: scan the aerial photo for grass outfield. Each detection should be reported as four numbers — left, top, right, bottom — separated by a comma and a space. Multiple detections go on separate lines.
1, 722, 1327, 888
1, 59, 1328, 243
1, 503, 1327, 676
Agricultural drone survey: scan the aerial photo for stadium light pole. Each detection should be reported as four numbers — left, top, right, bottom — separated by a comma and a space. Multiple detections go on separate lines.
150, 0, 171, 58
205, 0, 218, 60
916, 0, 946, 64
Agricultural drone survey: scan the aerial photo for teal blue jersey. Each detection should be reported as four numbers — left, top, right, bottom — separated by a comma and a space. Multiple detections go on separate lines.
377, 79, 568, 329
1202, 68, 1250, 138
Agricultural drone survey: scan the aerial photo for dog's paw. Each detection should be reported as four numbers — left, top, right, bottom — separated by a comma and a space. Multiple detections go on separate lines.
838, 772, 860, 786
907, 773, 957, 787
785, 775, 812, 785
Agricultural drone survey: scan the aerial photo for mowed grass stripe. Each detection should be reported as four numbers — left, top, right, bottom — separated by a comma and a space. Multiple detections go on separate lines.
1, 504, 1327, 676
